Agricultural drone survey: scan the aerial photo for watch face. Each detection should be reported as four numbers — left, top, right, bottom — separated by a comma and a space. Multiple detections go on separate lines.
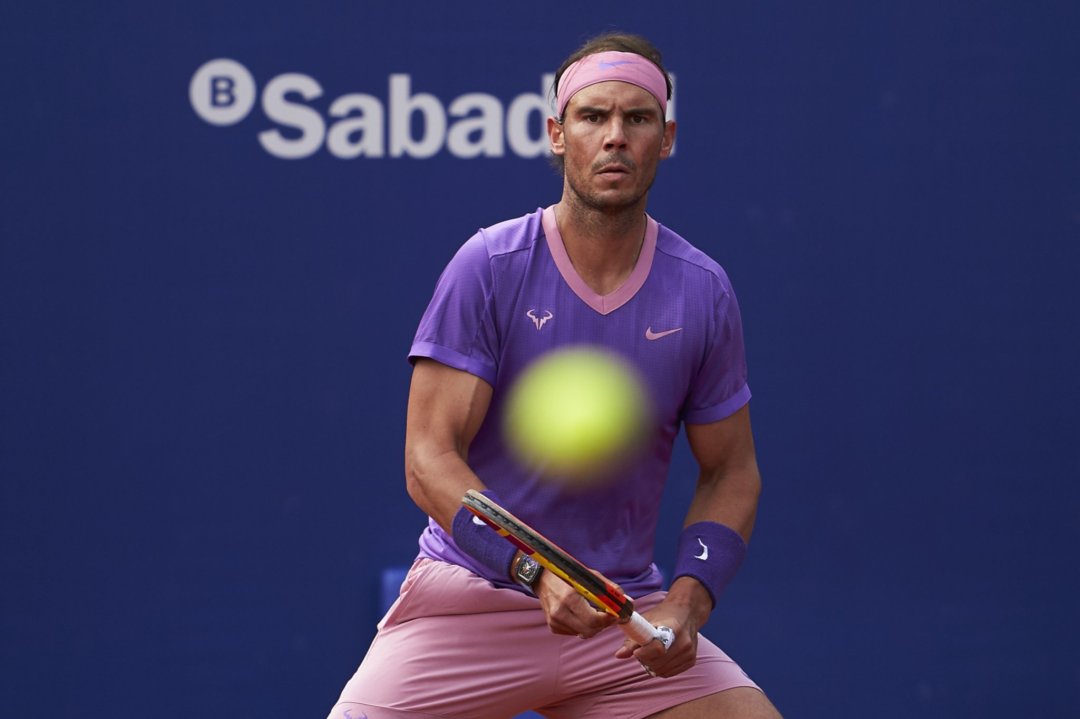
516, 556, 541, 585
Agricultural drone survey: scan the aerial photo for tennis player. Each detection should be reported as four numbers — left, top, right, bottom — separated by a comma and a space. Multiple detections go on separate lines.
327, 32, 782, 718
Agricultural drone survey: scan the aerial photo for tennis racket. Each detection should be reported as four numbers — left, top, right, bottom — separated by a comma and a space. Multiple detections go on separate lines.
462, 489, 674, 649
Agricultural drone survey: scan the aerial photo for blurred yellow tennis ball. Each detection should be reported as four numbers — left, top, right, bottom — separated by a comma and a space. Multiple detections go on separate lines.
504, 347, 649, 483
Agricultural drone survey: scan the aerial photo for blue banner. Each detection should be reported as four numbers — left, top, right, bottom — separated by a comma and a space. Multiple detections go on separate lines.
2, 2, 1078, 717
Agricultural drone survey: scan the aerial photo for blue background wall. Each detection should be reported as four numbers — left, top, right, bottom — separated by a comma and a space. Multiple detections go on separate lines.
3, 2, 1078, 717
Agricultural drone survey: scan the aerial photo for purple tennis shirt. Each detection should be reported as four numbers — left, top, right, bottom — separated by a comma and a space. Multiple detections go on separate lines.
409, 206, 750, 597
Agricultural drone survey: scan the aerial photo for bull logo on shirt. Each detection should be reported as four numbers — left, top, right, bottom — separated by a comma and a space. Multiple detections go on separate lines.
526, 309, 554, 330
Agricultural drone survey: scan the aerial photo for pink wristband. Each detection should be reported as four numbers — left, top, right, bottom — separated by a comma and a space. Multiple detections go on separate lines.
672, 521, 747, 608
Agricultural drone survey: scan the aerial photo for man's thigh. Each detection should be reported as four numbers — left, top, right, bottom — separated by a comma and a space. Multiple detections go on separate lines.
646, 686, 782, 719
329, 559, 770, 719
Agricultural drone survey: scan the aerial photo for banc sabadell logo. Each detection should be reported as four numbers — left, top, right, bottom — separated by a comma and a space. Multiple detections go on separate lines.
189, 58, 675, 161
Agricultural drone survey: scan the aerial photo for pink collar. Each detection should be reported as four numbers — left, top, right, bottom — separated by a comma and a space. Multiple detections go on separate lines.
542, 206, 657, 316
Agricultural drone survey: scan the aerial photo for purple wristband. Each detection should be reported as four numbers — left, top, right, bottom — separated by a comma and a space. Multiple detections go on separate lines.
451, 489, 517, 579
672, 521, 748, 608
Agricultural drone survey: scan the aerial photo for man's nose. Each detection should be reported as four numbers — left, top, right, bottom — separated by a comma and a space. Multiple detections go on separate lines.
602, 118, 628, 150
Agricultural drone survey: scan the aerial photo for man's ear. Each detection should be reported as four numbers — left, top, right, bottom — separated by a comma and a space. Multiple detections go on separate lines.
659, 120, 677, 159
547, 116, 566, 157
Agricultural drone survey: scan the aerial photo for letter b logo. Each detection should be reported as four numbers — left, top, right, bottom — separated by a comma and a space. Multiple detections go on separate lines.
210, 76, 237, 107
190, 59, 256, 126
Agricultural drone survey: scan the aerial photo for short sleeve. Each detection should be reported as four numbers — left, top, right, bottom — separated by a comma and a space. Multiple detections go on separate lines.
682, 272, 751, 425
408, 234, 500, 387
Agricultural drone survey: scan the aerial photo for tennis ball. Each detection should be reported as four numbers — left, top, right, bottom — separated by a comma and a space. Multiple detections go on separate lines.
504, 346, 649, 484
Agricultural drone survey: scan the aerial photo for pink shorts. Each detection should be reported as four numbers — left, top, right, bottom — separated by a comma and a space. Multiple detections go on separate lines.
327, 558, 759, 719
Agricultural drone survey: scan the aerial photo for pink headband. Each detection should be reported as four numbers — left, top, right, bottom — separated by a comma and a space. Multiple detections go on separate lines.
556, 50, 668, 118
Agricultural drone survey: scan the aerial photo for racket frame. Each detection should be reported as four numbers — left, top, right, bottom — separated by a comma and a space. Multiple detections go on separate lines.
462, 489, 671, 648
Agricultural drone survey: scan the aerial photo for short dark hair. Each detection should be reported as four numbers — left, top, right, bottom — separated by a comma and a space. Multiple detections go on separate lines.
548, 32, 672, 174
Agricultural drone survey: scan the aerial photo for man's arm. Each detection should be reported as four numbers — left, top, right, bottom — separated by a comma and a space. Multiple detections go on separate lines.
668, 402, 761, 625
616, 403, 761, 677
404, 358, 493, 532
406, 357, 618, 637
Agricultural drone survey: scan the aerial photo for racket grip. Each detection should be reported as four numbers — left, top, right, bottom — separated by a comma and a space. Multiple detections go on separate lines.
622, 612, 675, 650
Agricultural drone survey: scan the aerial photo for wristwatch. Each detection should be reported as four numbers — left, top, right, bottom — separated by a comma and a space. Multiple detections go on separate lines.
512, 552, 543, 591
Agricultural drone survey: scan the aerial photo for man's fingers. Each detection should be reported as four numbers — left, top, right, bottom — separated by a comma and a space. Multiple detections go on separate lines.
632, 630, 698, 679
547, 598, 615, 638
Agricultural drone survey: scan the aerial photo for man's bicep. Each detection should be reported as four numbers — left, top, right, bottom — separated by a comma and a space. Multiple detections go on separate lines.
404, 359, 494, 528
683, 404, 761, 539
406, 358, 494, 458
684, 404, 758, 477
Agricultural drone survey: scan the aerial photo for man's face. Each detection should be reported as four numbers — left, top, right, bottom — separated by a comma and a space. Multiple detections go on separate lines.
549, 80, 676, 213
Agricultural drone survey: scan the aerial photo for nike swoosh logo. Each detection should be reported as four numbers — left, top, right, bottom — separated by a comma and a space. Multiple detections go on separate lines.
472, 515, 487, 527
645, 327, 683, 340
694, 538, 709, 561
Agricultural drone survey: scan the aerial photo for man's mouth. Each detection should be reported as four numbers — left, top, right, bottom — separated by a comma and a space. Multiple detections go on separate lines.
596, 164, 630, 178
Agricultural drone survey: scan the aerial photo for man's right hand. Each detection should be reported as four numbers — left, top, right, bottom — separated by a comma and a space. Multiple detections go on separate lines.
533, 568, 617, 639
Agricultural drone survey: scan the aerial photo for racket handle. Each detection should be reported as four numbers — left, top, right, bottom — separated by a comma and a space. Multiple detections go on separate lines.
622, 612, 675, 650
